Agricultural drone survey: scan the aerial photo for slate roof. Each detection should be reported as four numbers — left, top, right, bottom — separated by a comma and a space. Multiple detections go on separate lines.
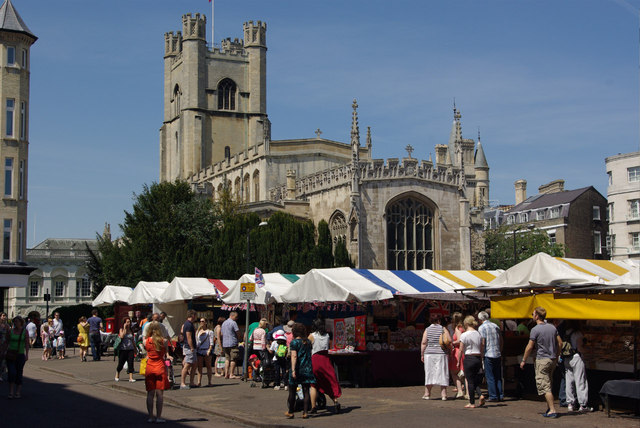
508, 186, 594, 213
0, 0, 36, 40
29, 238, 98, 252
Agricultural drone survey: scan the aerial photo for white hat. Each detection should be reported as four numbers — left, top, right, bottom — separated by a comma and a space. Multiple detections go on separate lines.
273, 330, 286, 341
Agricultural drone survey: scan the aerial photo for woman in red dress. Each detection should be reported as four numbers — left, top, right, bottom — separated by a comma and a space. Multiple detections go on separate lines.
308, 319, 342, 414
145, 322, 172, 423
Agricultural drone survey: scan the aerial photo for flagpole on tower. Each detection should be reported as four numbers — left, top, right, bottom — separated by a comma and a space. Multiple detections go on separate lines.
210, 0, 214, 47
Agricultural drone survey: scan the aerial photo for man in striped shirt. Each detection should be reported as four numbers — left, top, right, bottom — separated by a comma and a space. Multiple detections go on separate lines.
478, 311, 503, 401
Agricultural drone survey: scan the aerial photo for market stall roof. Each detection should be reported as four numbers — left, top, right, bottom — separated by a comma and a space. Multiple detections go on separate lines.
491, 293, 640, 321
281, 268, 392, 303
554, 257, 637, 281
222, 273, 303, 305
128, 281, 170, 305
478, 253, 604, 290
158, 277, 235, 304
92, 285, 133, 307
605, 265, 640, 289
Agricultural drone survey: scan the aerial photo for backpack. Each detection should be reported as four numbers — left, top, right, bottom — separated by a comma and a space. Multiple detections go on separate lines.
276, 343, 287, 358
561, 329, 576, 357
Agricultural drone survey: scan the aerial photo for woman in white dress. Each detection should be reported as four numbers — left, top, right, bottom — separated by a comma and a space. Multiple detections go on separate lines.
420, 315, 451, 400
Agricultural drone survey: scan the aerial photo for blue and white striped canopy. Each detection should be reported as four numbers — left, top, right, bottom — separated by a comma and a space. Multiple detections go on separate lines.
280, 267, 502, 303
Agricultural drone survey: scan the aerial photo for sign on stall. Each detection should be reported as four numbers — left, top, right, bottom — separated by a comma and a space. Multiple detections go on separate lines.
240, 282, 256, 301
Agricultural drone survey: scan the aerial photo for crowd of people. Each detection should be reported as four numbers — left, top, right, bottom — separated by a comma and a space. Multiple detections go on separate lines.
0, 304, 596, 423
421, 306, 593, 418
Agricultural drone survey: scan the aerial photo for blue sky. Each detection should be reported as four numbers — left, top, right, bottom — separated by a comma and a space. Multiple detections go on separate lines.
16, 0, 640, 245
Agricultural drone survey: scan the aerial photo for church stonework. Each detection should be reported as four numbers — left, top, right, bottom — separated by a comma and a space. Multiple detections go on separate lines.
160, 15, 489, 270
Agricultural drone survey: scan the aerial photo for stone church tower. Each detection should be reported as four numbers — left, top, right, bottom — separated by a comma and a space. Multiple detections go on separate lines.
0, 0, 36, 263
160, 14, 269, 181
159, 12, 491, 270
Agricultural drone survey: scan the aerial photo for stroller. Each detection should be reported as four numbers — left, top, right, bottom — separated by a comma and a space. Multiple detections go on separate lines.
260, 358, 277, 388
100, 333, 116, 357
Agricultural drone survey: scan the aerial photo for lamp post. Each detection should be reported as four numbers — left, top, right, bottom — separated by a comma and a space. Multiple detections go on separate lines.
243, 220, 268, 380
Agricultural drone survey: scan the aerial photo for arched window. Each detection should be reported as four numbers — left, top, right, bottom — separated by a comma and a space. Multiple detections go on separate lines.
386, 196, 434, 270
243, 173, 250, 203
253, 170, 260, 202
217, 78, 236, 110
224, 146, 231, 161
234, 177, 241, 199
329, 211, 348, 247
173, 84, 181, 117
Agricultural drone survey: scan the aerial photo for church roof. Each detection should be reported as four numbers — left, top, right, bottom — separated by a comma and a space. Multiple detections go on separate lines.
474, 141, 488, 168
0, 0, 36, 41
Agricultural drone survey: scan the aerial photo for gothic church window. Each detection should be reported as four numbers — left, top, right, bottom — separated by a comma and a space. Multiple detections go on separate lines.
173, 85, 181, 117
243, 173, 250, 202
224, 146, 231, 161
217, 78, 236, 110
386, 197, 434, 270
234, 177, 241, 199
253, 170, 260, 202
329, 211, 347, 247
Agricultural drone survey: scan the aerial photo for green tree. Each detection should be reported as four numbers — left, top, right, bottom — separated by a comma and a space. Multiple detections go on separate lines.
333, 237, 354, 267
482, 225, 565, 270
88, 181, 219, 287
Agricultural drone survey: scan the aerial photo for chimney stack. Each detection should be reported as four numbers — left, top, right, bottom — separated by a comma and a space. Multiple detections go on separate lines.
515, 179, 527, 205
538, 179, 565, 195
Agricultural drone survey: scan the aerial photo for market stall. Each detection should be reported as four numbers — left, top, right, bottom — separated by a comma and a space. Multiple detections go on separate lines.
222, 273, 302, 305
127, 281, 170, 305
281, 268, 499, 386
155, 277, 235, 335
469, 253, 639, 399
92, 285, 133, 307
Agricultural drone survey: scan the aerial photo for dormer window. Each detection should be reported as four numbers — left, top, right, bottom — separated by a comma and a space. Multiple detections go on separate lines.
217, 78, 236, 110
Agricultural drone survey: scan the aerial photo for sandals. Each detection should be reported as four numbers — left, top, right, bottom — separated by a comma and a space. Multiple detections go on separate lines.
284, 412, 294, 419
421, 395, 430, 400
302, 413, 309, 419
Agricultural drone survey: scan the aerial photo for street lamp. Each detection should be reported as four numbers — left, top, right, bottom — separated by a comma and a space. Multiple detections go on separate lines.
512, 223, 535, 265
243, 220, 268, 380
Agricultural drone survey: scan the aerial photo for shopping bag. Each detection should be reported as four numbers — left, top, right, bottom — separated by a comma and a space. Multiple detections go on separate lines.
216, 356, 226, 369
123, 361, 128, 372
139, 357, 147, 375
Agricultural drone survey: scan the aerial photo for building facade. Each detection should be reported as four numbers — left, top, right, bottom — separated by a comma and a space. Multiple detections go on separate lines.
160, 14, 490, 270
605, 151, 640, 260
0, 0, 36, 312
486, 179, 609, 259
6, 238, 99, 318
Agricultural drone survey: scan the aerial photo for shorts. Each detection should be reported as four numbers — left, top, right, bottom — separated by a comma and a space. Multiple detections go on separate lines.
182, 347, 196, 365
534, 358, 557, 395
223, 346, 240, 362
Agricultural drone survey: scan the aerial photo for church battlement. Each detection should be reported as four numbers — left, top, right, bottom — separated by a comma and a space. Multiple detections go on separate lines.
164, 31, 182, 56
269, 156, 465, 203
182, 13, 206, 40
243, 20, 266, 47
208, 45, 248, 59
220, 37, 244, 53
189, 142, 266, 182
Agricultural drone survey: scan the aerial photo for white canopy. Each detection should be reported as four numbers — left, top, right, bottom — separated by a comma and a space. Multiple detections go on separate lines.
128, 281, 170, 305
158, 277, 234, 303
281, 268, 394, 303
608, 265, 640, 287
222, 273, 303, 304
92, 285, 133, 307
484, 253, 602, 289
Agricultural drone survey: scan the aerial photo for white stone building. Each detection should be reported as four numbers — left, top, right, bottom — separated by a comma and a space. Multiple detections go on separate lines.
605, 151, 640, 261
6, 238, 98, 318
160, 14, 490, 270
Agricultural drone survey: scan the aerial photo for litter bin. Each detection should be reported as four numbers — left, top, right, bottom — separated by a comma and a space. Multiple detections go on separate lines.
105, 317, 115, 333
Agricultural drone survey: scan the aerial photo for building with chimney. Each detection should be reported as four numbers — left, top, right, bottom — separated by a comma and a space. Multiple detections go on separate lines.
160, 14, 490, 269
486, 179, 608, 259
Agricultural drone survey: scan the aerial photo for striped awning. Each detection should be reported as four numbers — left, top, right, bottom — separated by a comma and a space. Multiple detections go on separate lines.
280, 268, 501, 303
555, 257, 637, 281
221, 273, 303, 304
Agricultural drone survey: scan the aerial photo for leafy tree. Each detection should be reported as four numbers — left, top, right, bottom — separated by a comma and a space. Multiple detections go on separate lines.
482, 225, 565, 270
333, 237, 354, 267
88, 181, 219, 287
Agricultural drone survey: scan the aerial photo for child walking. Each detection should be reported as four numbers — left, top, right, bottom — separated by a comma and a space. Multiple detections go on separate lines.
56, 331, 66, 359
269, 330, 288, 390
285, 323, 316, 419
41, 324, 52, 360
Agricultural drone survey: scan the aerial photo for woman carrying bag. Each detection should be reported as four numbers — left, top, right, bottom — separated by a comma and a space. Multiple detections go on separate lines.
6, 316, 29, 399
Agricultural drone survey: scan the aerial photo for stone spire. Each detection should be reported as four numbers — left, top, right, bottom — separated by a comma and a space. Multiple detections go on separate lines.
366, 126, 372, 159
350, 99, 360, 151
447, 103, 462, 166
474, 133, 488, 168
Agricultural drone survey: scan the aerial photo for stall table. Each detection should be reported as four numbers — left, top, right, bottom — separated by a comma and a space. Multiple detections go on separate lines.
599, 379, 640, 417
329, 351, 369, 388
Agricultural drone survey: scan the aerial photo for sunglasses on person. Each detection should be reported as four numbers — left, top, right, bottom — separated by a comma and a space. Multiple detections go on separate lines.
200, 320, 207, 323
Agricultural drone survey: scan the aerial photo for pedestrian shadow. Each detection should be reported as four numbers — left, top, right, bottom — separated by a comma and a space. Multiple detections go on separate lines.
309, 405, 361, 418
16, 375, 198, 427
